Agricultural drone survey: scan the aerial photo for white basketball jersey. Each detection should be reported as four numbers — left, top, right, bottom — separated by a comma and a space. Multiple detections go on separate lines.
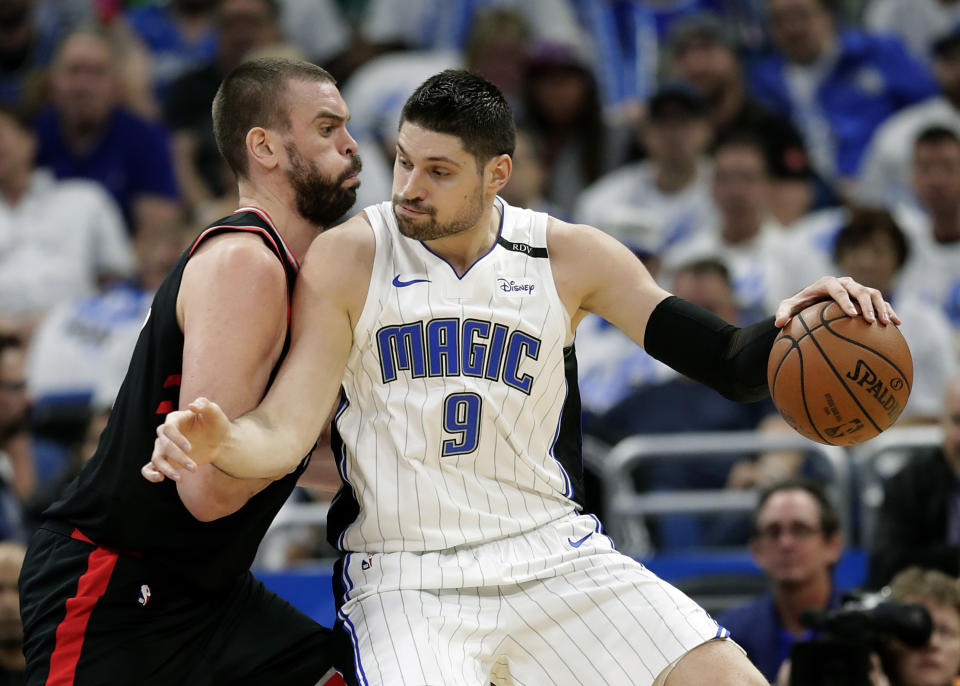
328, 198, 581, 553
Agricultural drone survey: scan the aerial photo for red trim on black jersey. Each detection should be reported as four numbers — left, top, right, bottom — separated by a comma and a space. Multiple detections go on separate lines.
234, 206, 300, 270
163, 374, 181, 388
45, 530, 119, 685
188, 224, 283, 260
156, 400, 174, 415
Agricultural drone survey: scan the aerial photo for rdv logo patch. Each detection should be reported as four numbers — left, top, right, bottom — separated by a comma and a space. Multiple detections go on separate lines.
497, 278, 536, 296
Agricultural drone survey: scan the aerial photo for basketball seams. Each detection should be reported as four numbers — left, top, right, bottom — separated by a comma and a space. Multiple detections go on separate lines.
794, 343, 832, 444
796, 315, 884, 435
818, 307, 913, 392
769, 337, 798, 398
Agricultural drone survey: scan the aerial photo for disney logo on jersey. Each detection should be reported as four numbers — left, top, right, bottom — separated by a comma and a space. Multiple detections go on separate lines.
497, 278, 536, 296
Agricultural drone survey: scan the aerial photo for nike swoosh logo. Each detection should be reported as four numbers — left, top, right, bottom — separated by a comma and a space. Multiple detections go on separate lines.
392, 275, 431, 287
567, 532, 593, 548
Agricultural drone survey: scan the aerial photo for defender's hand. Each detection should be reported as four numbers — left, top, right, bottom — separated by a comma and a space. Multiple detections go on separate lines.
141, 398, 229, 483
774, 276, 900, 328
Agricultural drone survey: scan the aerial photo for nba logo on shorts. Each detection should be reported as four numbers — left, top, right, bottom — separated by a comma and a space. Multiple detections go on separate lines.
138, 584, 151, 607
361, 557, 373, 571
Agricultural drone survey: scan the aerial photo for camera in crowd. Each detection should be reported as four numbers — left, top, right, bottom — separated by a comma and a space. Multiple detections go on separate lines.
789, 591, 933, 686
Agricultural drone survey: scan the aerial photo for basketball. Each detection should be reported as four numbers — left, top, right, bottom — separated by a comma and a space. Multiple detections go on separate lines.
767, 300, 913, 446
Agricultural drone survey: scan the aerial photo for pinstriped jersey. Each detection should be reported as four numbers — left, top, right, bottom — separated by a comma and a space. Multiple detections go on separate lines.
327, 198, 585, 554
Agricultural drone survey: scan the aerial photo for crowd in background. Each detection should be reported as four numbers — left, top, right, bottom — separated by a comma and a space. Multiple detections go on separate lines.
1, 0, 960, 683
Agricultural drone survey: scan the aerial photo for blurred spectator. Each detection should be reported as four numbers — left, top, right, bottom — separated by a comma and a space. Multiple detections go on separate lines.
718, 478, 844, 683
896, 126, 960, 346
664, 11, 821, 226
0, 103, 135, 335
465, 8, 532, 109
34, 28, 180, 237
163, 0, 283, 215
116, 0, 219, 107
869, 375, 960, 588
571, 0, 771, 118
359, 0, 581, 54
521, 40, 632, 218
576, 236, 674, 425
880, 567, 960, 686
858, 26, 960, 209
23, 404, 107, 539
0, 0, 93, 112
575, 81, 714, 256
832, 207, 956, 422
0, 541, 25, 684
748, 0, 937, 193
571, 0, 659, 118
865, 0, 960, 67
499, 127, 561, 216
26, 220, 191, 440
585, 258, 784, 548
0, 336, 33, 544
274, 0, 349, 66
663, 133, 797, 316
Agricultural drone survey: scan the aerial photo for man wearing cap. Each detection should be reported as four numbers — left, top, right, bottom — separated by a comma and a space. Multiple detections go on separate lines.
858, 25, 960, 208
665, 12, 820, 225
574, 80, 714, 258
748, 0, 936, 193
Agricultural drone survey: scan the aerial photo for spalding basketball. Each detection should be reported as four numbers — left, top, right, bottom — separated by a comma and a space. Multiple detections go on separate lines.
767, 300, 913, 446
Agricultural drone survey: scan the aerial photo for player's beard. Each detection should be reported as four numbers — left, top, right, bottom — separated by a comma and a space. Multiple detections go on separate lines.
392, 186, 485, 240
285, 143, 361, 228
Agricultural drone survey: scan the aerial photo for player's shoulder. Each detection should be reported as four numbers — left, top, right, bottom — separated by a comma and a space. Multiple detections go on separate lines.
301, 211, 375, 280
184, 229, 288, 301
546, 215, 618, 252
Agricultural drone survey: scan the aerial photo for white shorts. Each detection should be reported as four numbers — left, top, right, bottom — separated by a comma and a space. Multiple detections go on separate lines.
336, 513, 729, 686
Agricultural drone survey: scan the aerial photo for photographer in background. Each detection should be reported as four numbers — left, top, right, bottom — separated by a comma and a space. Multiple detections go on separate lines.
718, 478, 844, 682
880, 567, 960, 686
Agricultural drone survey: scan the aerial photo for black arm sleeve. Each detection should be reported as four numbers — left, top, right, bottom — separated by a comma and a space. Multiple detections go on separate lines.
642, 295, 779, 402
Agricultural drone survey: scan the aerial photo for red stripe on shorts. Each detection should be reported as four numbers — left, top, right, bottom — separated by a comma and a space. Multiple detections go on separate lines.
45, 530, 119, 685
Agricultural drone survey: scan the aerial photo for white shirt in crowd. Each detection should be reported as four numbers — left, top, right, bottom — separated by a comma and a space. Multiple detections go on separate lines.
865, 0, 960, 66
0, 170, 135, 317
896, 203, 960, 346
856, 96, 960, 209
574, 159, 714, 255
662, 216, 799, 316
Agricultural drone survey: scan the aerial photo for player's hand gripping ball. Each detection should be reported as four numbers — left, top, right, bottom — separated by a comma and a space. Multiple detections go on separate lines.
767, 300, 912, 446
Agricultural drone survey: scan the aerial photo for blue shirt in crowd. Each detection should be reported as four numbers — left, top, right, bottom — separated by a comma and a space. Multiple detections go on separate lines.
33, 105, 179, 231
718, 588, 843, 682
746, 30, 937, 179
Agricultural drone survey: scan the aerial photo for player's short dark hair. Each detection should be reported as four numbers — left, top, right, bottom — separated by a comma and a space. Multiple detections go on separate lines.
212, 57, 335, 179
914, 125, 960, 151
751, 477, 840, 540
833, 207, 909, 269
400, 69, 516, 168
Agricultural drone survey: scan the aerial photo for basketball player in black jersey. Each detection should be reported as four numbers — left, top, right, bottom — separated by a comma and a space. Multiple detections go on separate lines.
17, 58, 360, 685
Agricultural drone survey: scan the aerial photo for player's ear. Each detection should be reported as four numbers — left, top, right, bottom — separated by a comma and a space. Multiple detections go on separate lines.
486, 153, 512, 194
246, 126, 280, 172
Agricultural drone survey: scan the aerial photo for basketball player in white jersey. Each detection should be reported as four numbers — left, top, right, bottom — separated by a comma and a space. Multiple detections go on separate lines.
145, 71, 897, 686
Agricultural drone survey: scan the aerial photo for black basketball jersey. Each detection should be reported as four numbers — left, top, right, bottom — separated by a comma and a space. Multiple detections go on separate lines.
45, 208, 310, 593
